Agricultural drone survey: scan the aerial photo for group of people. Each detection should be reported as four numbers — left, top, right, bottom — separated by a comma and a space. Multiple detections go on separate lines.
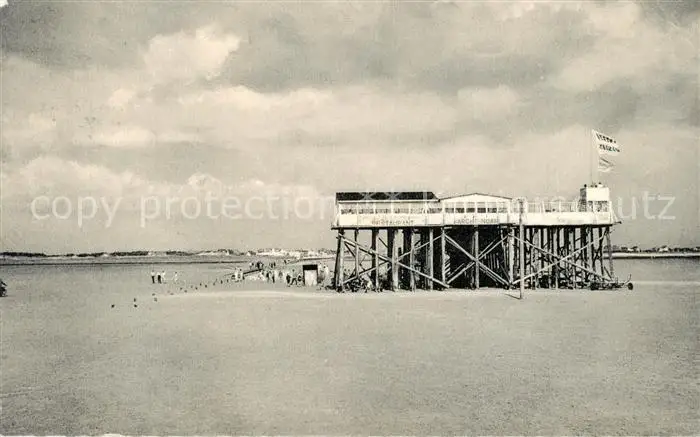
144, 260, 332, 289
230, 268, 245, 282
246, 268, 283, 283
243, 265, 303, 286
150, 269, 178, 284
249, 260, 285, 270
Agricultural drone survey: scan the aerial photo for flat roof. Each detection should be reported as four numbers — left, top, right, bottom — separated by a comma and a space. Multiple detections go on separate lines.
441, 192, 512, 201
336, 192, 438, 202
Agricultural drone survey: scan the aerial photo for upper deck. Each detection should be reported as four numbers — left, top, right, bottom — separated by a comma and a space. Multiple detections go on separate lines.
332, 186, 618, 228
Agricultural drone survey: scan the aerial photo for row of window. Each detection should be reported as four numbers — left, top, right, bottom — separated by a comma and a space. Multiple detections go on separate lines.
339, 202, 609, 214
340, 206, 508, 214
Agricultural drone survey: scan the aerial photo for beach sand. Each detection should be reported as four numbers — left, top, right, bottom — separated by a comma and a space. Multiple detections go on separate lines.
1, 275, 698, 435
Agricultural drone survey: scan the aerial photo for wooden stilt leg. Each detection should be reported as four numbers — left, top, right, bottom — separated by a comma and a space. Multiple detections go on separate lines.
428, 229, 434, 290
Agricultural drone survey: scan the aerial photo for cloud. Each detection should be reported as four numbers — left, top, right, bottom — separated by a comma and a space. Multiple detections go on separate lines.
2, 156, 321, 202
1, 2, 698, 251
552, 3, 697, 92
2, 156, 148, 200
167, 85, 458, 147
457, 86, 520, 122
143, 25, 240, 85
88, 126, 157, 149
2, 113, 57, 148
107, 88, 136, 108
215, 2, 594, 93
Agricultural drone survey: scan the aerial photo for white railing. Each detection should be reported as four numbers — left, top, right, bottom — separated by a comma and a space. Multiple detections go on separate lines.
333, 200, 614, 227
337, 200, 609, 215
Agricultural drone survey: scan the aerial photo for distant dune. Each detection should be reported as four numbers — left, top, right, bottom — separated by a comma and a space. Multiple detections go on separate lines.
612, 252, 700, 259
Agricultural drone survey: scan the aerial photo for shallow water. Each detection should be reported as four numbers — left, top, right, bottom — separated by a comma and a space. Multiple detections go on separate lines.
0, 258, 698, 434
613, 257, 700, 283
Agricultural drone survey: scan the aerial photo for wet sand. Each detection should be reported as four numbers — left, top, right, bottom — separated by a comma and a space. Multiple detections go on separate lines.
1, 275, 698, 435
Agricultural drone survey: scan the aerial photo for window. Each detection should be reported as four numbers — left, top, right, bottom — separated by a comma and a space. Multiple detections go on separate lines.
477, 202, 487, 213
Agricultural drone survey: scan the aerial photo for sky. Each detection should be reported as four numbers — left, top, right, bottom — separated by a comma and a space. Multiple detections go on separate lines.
0, 1, 698, 253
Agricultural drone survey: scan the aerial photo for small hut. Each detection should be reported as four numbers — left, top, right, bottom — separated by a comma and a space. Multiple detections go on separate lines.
302, 264, 319, 286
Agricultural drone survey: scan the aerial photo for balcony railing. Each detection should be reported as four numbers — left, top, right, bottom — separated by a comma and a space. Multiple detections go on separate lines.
338, 201, 609, 215
333, 200, 614, 227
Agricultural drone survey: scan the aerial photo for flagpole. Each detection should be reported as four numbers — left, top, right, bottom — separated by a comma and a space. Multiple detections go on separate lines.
590, 129, 595, 184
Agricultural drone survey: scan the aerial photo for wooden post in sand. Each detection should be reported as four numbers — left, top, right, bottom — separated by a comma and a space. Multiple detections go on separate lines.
508, 227, 515, 287
354, 229, 360, 281
408, 229, 416, 291
474, 227, 480, 289
440, 228, 447, 287
371, 229, 379, 290
519, 198, 525, 299
428, 228, 434, 290
606, 227, 614, 279
554, 227, 560, 289
335, 230, 345, 291
388, 229, 397, 291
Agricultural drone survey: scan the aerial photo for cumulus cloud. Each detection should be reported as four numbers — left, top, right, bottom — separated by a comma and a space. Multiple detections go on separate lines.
2, 113, 57, 147
169, 85, 457, 146
457, 86, 520, 122
2, 156, 150, 200
0, 2, 697, 251
107, 88, 136, 108
2, 157, 321, 202
88, 126, 157, 149
552, 2, 697, 91
143, 25, 240, 84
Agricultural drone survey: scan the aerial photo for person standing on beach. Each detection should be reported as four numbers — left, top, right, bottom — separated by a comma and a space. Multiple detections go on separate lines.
172, 271, 179, 283
156, 271, 162, 284
151, 269, 155, 284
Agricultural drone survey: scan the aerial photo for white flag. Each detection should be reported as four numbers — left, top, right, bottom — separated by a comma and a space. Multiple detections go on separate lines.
598, 156, 614, 173
592, 129, 621, 156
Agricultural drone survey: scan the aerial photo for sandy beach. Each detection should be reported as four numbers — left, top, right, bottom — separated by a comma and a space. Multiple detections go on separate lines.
1, 258, 698, 435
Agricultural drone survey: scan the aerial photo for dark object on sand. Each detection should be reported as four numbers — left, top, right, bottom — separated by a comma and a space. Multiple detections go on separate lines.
590, 274, 634, 291
133, 304, 138, 308
111, 304, 115, 308
0, 279, 7, 297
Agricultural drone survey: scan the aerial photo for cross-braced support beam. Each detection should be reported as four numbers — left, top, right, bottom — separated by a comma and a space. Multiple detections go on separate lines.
332, 224, 617, 292
340, 234, 449, 289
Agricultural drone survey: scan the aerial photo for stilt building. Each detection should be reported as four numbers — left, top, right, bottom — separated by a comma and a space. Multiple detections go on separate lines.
332, 184, 620, 291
